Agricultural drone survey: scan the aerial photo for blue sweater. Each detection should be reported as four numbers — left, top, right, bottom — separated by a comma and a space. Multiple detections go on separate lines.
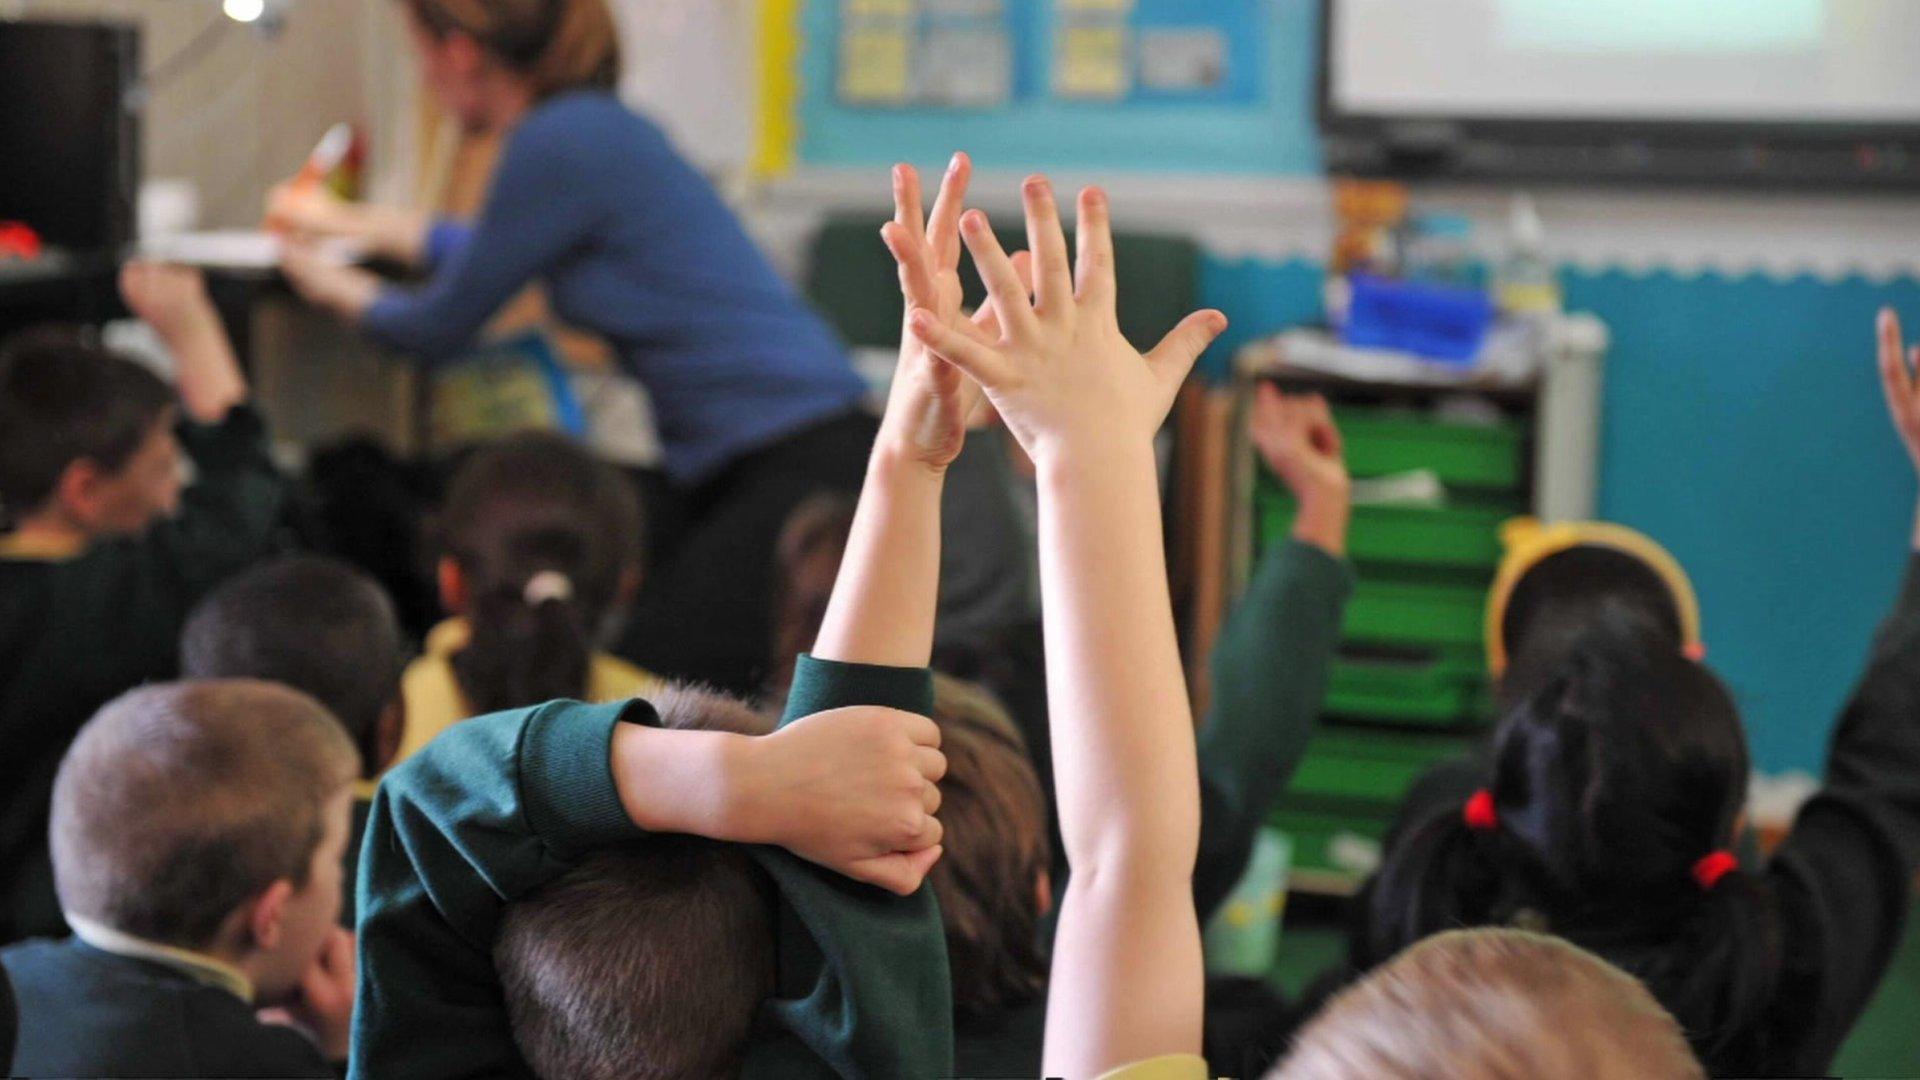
361, 92, 867, 485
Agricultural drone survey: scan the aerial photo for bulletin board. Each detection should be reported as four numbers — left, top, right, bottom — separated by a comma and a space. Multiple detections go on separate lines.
790, 0, 1323, 174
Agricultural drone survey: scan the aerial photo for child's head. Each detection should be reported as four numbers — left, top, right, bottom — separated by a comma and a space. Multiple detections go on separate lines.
0, 333, 180, 536
1487, 519, 1700, 707
926, 674, 1051, 1021
1276, 928, 1703, 1080
1360, 609, 1774, 1066
436, 433, 643, 715
181, 555, 408, 779
49, 681, 360, 1000
493, 684, 776, 1079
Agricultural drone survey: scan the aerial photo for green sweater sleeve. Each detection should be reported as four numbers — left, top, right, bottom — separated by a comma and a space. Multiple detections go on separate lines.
143, 405, 289, 598
348, 698, 645, 1080
745, 655, 952, 1080
1192, 539, 1354, 921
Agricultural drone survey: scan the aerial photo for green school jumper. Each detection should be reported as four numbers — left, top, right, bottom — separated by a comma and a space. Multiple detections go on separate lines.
954, 538, 1353, 1079
0, 407, 287, 945
350, 655, 952, 1080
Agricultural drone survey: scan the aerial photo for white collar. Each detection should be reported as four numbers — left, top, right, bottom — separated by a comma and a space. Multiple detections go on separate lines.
66, 912, 256, 1003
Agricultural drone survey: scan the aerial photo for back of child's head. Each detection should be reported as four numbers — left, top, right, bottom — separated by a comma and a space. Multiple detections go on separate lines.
0, 331, 176, 530
767, 493, 859, 698
49, 680, 360, 949
437, 433, 643, 715
494, 683, 777, 1080
1497, 544, 1687, 707
927, 673, 1050, 1021
1277, 928, 1703, 1080
1359, 607, 1780, 1069
180, 555, 405, 778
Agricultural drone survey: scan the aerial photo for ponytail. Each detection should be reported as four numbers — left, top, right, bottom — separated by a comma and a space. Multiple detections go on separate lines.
437, 434, 642, 716
1356, 615, 1789, 1074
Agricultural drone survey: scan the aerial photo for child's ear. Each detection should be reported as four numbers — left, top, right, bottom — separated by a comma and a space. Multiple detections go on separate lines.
247, 879, 297, 954
1035, 870, 1054, 919
53, 459, 110, 529
616, 564, 642, 606
437, 557, 466, 615
372, 697, 407, 776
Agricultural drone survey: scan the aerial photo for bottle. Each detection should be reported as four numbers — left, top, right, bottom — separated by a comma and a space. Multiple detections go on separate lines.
1495, 194, 1561, 317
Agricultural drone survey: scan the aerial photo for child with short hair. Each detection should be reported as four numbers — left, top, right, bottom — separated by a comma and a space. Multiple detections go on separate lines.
0, 263, 286, 945
1275, 929, 1704, 1080
393, 432, 658, 767
180, 554, 409, 924
1, 680, 360, 1076
1336, 309, 1920, 1077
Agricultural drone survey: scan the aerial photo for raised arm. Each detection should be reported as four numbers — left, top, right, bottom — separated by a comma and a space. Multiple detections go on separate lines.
910, 176, 1225, 1076
118, 262, 246, 423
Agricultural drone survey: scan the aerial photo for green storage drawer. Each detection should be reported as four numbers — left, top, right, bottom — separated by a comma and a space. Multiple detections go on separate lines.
1260, 492, 1512, 570
1343, 577, 1488, 649
1324, 646, 1487, 725
1335, 409, 1526, 490
1268, 802, 1388, 887
1288, 728, 1476, 806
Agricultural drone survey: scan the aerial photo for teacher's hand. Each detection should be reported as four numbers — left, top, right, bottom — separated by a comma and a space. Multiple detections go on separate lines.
282, 243, 381, 323
268, 183, 430, 267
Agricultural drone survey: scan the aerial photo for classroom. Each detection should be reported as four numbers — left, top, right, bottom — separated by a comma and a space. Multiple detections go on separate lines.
1, 0, 1917, 1076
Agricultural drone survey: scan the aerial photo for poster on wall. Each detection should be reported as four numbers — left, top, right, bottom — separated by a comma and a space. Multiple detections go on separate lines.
838, 0, 1015, 108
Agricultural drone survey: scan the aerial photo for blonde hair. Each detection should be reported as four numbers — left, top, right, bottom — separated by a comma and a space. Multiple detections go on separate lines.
1274, 929, 1704, 1080
406, 0, 621, 99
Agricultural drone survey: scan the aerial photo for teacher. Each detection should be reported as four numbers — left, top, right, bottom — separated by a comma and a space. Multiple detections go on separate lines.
277, 0, 876, 694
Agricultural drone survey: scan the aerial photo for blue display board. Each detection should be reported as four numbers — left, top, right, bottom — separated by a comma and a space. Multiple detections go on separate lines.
802, 0, 1323, 174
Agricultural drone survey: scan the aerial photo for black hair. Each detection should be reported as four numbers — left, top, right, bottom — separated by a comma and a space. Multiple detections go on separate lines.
0, 331, 175, 527
1356, 608, 1784, 1073
1498, 544, 1686, 708
180, 555, 406, 777
438, 433, 642, 716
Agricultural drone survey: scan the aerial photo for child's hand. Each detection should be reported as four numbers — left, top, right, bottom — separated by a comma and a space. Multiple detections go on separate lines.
1878, 308, 1920, 473
258, 926, 356, 1062
876, 154, 1033, 471
118, 262, 219, 346
906, 177, 1226, 465
745, 705, 947, 895
1250, 385, 1351, 555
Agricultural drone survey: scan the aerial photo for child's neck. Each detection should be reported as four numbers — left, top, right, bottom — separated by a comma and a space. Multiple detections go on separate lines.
3, 508, 91, 555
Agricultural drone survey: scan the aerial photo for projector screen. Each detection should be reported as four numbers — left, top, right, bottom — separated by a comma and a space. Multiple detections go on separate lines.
1329, 0, 1920, 125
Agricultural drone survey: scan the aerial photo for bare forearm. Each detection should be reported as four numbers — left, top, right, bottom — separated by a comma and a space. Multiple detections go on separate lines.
1036, 443, 1200, 871
810, 445, 946, 667
1290, 490, 1351, 558
164, 314, 248, 424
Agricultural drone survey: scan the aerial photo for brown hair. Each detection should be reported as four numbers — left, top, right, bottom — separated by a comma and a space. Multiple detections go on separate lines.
50, 681, 360, 949
1275, 929, 1705, 1080
494, 684, 777, 1080
405, 0, 621, 99
439, 433, 643, 717
765, 493, 858, 700
927, 673, 1050, 1021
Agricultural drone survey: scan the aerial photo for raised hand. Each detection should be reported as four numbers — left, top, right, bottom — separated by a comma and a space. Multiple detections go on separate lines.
1250, 385, 1351, 555
877, 154, 1033, 470
1878, 308, 1920, 473
905, 176, 1225, 464
118, 261, 246, 423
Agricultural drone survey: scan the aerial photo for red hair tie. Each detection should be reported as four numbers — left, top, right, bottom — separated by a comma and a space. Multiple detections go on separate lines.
1463, 789, 1499, 832
1692, 850, 1739, 890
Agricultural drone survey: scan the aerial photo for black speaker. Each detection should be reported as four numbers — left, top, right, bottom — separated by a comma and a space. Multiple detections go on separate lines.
0, 20, 142, 254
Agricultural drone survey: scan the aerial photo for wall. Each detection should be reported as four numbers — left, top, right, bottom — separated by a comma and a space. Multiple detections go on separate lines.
764, 0, 1920, 774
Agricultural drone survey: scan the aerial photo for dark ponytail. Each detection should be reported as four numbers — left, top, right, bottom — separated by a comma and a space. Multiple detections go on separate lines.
438, 434, 641, 716
1358, 608, 1787, 1073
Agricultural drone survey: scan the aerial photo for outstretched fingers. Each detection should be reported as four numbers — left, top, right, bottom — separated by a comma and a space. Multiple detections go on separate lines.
1145, 309, 1229, 387
911, 306, 1015, 388
1074, 185, 1116, 313
1879, 308, 1913, 415
1023, 176, 1075, 314
927, 152, 972, 271
961, 210, 1039, 339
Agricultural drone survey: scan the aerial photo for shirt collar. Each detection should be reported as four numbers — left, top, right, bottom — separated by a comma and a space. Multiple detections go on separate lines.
66, 912, 257, 1003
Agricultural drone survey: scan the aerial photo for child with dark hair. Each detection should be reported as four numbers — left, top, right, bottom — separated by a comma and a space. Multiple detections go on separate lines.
1344, 308, 1920, 1077
395, 432, 658, 766
2, 680, 360, 1076
180, 554, 409, 924
0, 264, 287, 945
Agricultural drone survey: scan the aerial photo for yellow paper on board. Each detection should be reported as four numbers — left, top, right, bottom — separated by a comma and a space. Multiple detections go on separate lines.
1054, 24, 1129, 100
